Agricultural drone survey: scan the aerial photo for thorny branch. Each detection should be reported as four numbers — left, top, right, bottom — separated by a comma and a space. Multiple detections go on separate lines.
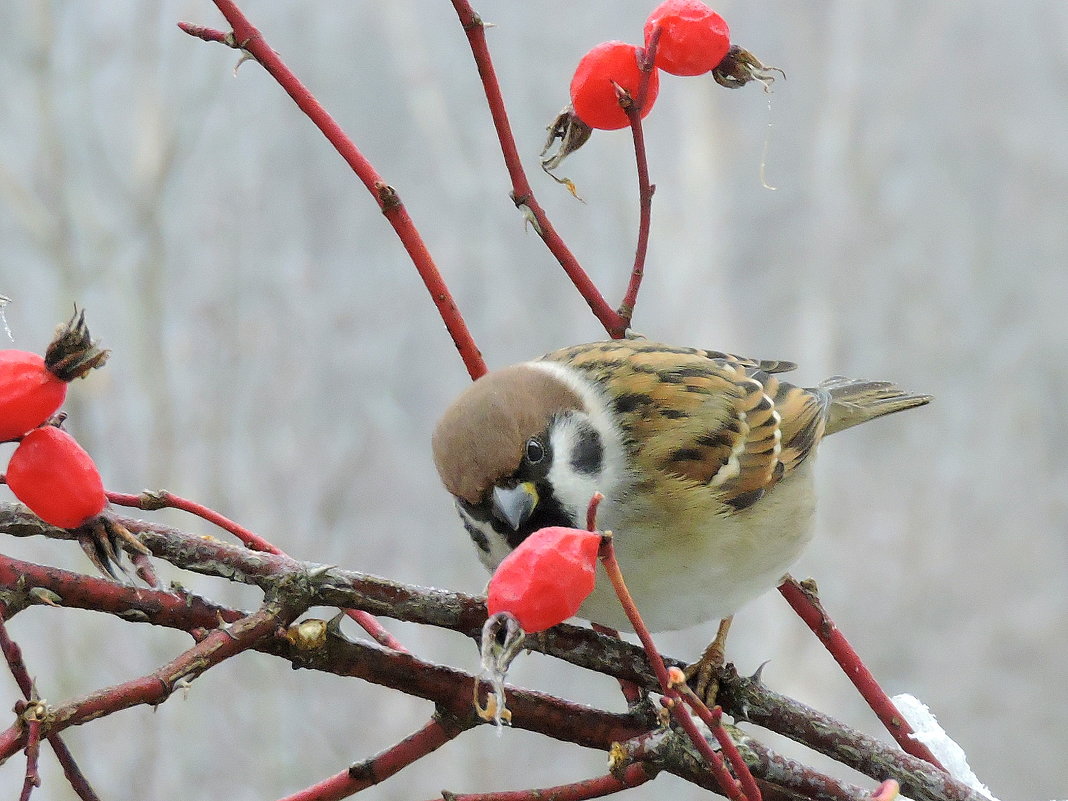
0, 503, 986, 801
0, 596, 298, 761
0, 616, 100, 800
106, 489, 406, 651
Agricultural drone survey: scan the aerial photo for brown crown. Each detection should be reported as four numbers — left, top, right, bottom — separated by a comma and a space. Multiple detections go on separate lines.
432, 364, 582, 505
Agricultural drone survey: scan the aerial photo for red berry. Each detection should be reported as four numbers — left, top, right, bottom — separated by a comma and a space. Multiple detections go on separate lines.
644, 0, 731, 77
487, 526, 601, 633
5, 426, 107, 528
569, 41, 660, 131
0, 351, 67, 441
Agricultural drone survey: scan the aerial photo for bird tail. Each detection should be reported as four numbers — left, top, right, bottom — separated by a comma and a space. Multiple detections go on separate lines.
819, 376, 932, 435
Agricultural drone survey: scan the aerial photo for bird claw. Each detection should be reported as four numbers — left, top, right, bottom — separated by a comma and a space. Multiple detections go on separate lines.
683, 657, 721, 708
683, 616, 734, 707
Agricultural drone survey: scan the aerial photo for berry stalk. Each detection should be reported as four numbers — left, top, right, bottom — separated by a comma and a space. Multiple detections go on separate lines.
617, 29, 662, 329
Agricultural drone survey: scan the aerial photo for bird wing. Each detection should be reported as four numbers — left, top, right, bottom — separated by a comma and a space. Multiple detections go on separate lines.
543, 340, 828, 512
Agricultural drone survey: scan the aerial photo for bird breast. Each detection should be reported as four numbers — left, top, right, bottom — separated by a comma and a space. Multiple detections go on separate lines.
577, 460, 818, 632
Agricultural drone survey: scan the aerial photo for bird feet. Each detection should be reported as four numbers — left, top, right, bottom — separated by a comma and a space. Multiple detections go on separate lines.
683, 616, 733, 706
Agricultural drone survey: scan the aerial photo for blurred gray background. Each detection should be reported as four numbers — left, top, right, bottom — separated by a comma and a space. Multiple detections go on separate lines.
1, 2, 1065, 799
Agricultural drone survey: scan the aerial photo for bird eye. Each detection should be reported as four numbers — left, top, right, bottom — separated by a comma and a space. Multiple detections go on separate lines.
524, 438, 545, 464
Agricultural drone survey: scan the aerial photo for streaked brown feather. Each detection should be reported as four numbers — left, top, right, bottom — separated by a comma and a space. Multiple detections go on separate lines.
768, 380, 829, 474
541, 340, 828, 513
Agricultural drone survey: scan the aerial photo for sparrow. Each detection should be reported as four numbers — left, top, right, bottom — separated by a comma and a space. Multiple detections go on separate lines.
432, 339, 930, 634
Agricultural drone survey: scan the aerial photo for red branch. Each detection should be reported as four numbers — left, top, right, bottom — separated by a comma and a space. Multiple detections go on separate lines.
0, 617, 37, 705
449, 1, 627, 338
598, 534, 757, 801
778, 578, 946, 771
585, 495, 644, 705
0, 601, 293, 762
616, 30, 661, 328
439, 761, 656, 801
0, 529, 981, 800
18, 714, 41, 801
0, 554, 240, 632
710, 722, 763, 801
0, 616, 101, 801
179, 6, 487, 380
279, 716, 469, 801
105, 489, 406, 652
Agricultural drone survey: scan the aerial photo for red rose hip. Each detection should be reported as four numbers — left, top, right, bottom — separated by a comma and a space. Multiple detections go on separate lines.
6, 426, 107, 528
0, 351, 67, 441
487, 526, 601, 633
569, 41, 660, 131
644, 0, 731, 76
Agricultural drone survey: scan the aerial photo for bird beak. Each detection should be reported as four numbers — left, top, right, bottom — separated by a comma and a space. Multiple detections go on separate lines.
491, 482, 539, 531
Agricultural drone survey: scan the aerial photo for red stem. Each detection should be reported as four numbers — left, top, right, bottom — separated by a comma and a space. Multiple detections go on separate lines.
0, 616, 102, 801
617, 29, 661, 328
778, 578, 946, 771
42, 734, 101, 801
449, 1, 627, 338
438, 762, 655, 801
107, 490, 272, 552
181, 5, 487, 379
0, 616, 35, 699
664, 702, 748, 801
598, 536, 756, 801
0, 603, 289, 762
19, 717, 41, 801
682, 700, 764, 801
277, 717, 466, 801
106, 489, 407, 652
585, 492, 604, 532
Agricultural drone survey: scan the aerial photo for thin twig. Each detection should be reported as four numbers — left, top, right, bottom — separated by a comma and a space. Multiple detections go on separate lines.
180, 4, 487, 379
278, 714, 472, 801
0, 600, 295, 761
617, 28, 661, 329
18, 715, 41, 801
778, 578, 946, 770
449, 1, 627, 338
439, 762, 656, 801
669, 688, 763, 801
597, 532, 755, 801
0, 615, 102, 801
106, 489, 406, 651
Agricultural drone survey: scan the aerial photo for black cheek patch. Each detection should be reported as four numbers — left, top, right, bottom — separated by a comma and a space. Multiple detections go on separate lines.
570, 425, 604, 476
461, 517, 490, 553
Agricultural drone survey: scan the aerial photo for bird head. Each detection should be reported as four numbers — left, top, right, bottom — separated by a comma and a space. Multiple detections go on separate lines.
432, 364, 608, 564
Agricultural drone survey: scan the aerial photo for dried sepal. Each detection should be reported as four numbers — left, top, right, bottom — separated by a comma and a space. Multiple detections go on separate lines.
540, 105, 592, 171
712, 45, 785, 91
44, 307, 110, 382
